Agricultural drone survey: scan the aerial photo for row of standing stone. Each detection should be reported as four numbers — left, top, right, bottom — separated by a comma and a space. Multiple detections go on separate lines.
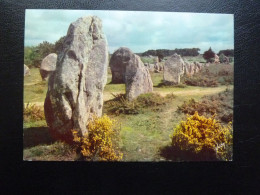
28, 16, 204, 143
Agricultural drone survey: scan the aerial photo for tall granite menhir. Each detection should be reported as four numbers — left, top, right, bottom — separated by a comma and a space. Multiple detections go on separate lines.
163, 53, 185, 85
44, 16, 109, 143
110, 47, 153, 101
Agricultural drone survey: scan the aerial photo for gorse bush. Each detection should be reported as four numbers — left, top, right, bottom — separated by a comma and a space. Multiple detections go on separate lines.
171, 111, 233, 161
72, 115, 123, 161
24, 103, 45, 122
177, 89, 233, 124
104, 93, 175, 115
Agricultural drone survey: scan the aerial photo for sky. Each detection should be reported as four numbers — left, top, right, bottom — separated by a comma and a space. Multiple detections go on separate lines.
25, 10, 234, 54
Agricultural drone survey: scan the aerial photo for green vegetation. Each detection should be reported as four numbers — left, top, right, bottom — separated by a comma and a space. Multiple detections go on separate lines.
24, 141, 75, 161
218, 49, 234, 57
23, 56, 233, 161
24, 69, 48, 103
103, 92, 176, 115
140, 57, 155, 64
24, 36, 65, 68
24, 103, 45, 122
177, 88, 233, 124
182, 63, 234, 87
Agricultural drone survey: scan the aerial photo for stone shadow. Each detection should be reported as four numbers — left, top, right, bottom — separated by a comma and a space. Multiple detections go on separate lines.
160, 145, 219, 162
23, 127, 54, 148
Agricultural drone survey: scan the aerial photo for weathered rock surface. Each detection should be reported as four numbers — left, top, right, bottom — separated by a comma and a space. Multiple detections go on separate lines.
214, 54, 220, 63
109, 47, 129, 83
163, 53, 185, 84
40, 53, 57, 80
44, 16, 109, 143
110, 47, 153, 101
184, 61, 194, 76
194, 62, 203, 73
24, 64, 30, 76
154, 62, 159, 72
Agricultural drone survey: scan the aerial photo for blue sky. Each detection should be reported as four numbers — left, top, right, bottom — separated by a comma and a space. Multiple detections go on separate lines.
25, 10, 234, 53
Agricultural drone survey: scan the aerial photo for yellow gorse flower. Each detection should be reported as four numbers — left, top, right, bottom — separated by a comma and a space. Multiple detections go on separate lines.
171, 111, 232, 160
72, 115, 123, 161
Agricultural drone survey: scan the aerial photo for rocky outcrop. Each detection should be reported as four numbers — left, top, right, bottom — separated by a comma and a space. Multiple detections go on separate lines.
44, 16, 109, 143
24, 64, 30, 76
40, 53, 57, 80
163, 53, 185, 84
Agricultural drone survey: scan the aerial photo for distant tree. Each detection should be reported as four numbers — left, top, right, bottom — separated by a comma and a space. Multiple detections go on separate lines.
203, 47, 215, 63
218, 49, 234, 57
54, 36, 66, 54
142, 48, 200, 57
37, 41, 55, 58
219, 53, 226, 63
157, 52, 164, 62
24, 41, 55, 68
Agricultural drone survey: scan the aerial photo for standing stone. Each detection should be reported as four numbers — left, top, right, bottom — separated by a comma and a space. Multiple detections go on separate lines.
109, 48, 128, 83
149, 63, 155, 71
24, 64, 30, 76
40, 53, 57, 81
44, 16, 109, 143
164, 53, 185, 84
154, 62, 159, 72
214, 54, 220, 63
110, 47, 153, 101
194, 62, 203, 73
184, 62, 194, 76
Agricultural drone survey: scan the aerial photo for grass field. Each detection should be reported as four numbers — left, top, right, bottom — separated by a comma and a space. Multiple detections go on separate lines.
23, 58, 233, 161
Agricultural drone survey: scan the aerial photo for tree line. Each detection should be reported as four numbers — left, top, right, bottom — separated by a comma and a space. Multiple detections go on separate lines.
25, 35, 234, 68
24, 36, 65, 68
142, 48, 201, 58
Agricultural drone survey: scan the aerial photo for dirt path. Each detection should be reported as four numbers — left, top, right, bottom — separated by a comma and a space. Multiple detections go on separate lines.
155, 86, 232, 97
25, 86, 232, 106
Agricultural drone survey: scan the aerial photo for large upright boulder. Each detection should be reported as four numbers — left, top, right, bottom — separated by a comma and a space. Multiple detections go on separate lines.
194, 62, 203, 73
110, 47, 153, 101
24, 64, 30, 76
109, 48, 128, 83
44, 16, 109, 143
184, 62, 195, 76
163, 53, 185, 84
40, 53, 57, 80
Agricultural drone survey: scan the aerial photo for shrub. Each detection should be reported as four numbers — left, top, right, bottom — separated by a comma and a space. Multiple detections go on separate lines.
177, 89, 233, 124
171, 112, 233, 161
157, 82, 187, 88
136, 93, 175, 107
104, 93, 175, 115
184, 74, 218, 87
72, 115, 123, 161
104, 93, 140, 115
24, 103, 45, 122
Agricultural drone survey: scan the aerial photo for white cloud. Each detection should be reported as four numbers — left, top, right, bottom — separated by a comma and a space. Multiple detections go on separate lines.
25, 10, 234, 53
